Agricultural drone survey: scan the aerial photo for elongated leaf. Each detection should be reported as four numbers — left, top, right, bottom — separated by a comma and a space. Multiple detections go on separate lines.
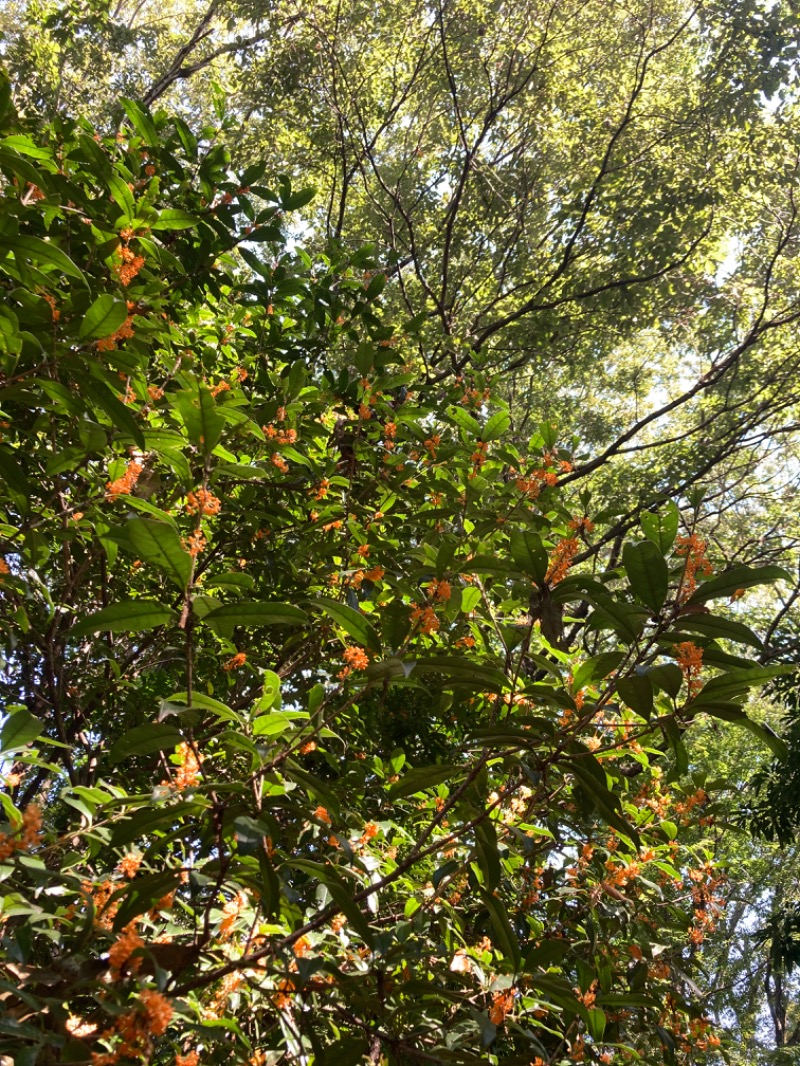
290, 859, 373, 945
0, 446, 32, 496
109, 723, 183, 763
72, 600, 176, 638
314, 597, 381, 654
0, 234, 87, 284
111, 871, 182, 931
672, 613, 763, 649
202, 601, 307, 633
688, 564, 790, 603
126, 518, 191, 589
699, 706, 788, 759
389, 764, 465, 799
623, 540, 669, 613
151, 209, 200, 230
107, 173, 135, 220
693, 665, 793, 705
0, 709, 43, 753
640, 502, 679, 554
173, 385, 225, 456
481, 891, 521, 970
617, 674, 654, 718
415, 656, 507, 692
120, 97, 159, 143
482, 410, 511, 441
80, 378, 145, 449
78, 295, 128, 341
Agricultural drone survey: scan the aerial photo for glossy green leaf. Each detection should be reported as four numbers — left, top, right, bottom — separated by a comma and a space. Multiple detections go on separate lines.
78, 295, 128, 341
0, 709, 43, 753
314, 597, 381, 654
71, 599, 177, 637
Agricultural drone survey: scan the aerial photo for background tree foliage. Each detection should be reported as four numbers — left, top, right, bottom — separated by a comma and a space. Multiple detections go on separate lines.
1, 0, 800, 1062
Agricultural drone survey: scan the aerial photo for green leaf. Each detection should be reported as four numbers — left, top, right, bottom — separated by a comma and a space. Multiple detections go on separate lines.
482, 410, 511, 441
314, 597, 381, 654
202, 601, 307, 633
572, 652, 624, 691
119, 97, 159, 143
481, 890, 521, 970
109, 723, 183, 763
72, 600, 177, 638
415, 656, 507, 692
107, 172, 136, 220
389, 764, 465, 799
0, 446, 32, 496
640, 502, 679, 554
698, 706, 788, 759
0, 709, 43, 754
78, 295, 128, 341
290, 859, 374, 945
688, 564, 790, 603
111, 871, 182, 930
151, 209, 201, 230
672, 613, 763, 649
693, 665, 794, 705
0, 234, 87, 285
461, 587, 481, 613
126, 518, 191, 589
617, 674, 654, 718
174, 385, 225, 456
646, 663, 683, 699
80, 378, 146, 449
509, 530, 548, 583
623, 540, 669, 613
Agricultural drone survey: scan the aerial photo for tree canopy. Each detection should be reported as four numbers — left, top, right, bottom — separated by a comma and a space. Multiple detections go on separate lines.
1, 2, 800, 1065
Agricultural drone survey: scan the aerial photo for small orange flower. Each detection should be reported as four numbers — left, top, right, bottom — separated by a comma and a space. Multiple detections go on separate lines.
106, 460, 143, 499
315, 805, 332, 825
140, 989, 173, 1035
117, 852, 142, 879
223, 652, 247, 672
185, 488, 222, 516
342, 646, 369, 670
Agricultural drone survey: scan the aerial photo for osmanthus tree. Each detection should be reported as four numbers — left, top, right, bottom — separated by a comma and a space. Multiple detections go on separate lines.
0, 81, 795, 1066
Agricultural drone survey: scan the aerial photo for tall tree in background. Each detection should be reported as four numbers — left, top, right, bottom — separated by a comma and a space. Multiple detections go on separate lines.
1, 0, 800, 1061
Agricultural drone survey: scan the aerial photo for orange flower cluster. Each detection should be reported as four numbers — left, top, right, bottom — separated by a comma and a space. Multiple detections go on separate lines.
183, 529, 207, 557
108, 924, 144, 978
411, 603, 440, 635
97, 314, 136, 352
489, 988, 515, 1025
359, 822, 379, 845
343, 646, 370, 670
272, 977, 296, 1010
427, 578, 451, 602
675, 641, 703, 696
676, 532, 712, 602
163, 742, 203, 790
470, 440, 488, 470
210, 380, 230, 398
0, 803, 43, 861
106, 459, 143, 499
219, 890, 248, 939
314, 805, 332, 825
313, 478, 330, 500
185, 488, 221, 516
264, 424, 298, 444
568, 515, 594, 535
271, 453, 289, 473
0, 558, 9, 578
114, 240, 145, 287
545, 535, 579, 586
92, 990, 173, 1064
116, 852, 142, 879
176, 1052, 199, 1066
223, 652, 247, 672
293, 935, 311, 958
146, 384, 164, 401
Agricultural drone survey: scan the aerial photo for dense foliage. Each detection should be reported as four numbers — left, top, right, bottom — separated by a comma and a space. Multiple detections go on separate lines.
0, 72, 797, 1066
